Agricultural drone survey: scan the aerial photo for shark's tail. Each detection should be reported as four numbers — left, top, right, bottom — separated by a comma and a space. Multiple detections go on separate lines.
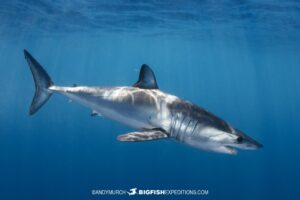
24, 49, 53, 115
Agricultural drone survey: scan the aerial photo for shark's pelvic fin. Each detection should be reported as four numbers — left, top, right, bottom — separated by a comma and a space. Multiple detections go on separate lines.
91, 110, 102, 117
133, 64, 159, 89
24, 49, 53, 115
117, 129, 168, 142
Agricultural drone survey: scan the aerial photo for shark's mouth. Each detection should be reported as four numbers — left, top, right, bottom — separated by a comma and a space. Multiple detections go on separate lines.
225, 146, 237, 155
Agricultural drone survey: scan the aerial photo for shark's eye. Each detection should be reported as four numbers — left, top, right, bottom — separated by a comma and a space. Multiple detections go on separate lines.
237, 136, 243, 143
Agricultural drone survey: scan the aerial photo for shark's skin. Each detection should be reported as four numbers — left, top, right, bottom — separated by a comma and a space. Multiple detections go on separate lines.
24, 50, 263, 155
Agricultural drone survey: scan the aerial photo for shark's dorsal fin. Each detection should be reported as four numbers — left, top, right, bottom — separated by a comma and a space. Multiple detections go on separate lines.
133, 64, 159, 89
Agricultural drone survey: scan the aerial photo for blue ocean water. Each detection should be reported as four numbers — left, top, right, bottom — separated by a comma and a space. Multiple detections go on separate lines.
0, 0, 300, 199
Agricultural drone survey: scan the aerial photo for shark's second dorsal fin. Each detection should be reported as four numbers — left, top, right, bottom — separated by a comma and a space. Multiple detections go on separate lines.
133, 64, 158, 89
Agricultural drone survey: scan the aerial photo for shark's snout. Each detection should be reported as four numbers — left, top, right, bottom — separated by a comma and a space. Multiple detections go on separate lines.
234, 129, 263, 150
247, 139, 263, 149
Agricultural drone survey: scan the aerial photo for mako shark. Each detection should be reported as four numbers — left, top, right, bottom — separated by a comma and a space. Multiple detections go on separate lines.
24, 49, 262, 155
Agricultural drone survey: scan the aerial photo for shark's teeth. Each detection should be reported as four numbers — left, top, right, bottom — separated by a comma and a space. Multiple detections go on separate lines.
225, 146, 237, 155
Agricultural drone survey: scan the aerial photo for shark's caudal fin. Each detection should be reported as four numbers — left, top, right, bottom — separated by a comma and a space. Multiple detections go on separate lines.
24, 49, 53, 115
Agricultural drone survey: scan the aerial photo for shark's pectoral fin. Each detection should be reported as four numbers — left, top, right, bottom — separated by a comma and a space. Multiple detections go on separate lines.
133, 64, 159, 89
117, 129, 168, 142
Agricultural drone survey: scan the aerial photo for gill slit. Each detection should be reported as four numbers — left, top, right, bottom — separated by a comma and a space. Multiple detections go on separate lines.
170, 112, 178, 138
177, 114, 186, 141
183, 118, 192, 137
191, 120, 199, 137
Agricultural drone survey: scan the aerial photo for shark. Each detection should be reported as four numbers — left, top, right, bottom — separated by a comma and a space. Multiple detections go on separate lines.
24, 49, 262, 155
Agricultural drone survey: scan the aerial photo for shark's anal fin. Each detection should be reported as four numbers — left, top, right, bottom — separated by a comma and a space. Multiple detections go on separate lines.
133, 64, 159, 89
91, 110, 102, 117
117, 128, 168, 142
